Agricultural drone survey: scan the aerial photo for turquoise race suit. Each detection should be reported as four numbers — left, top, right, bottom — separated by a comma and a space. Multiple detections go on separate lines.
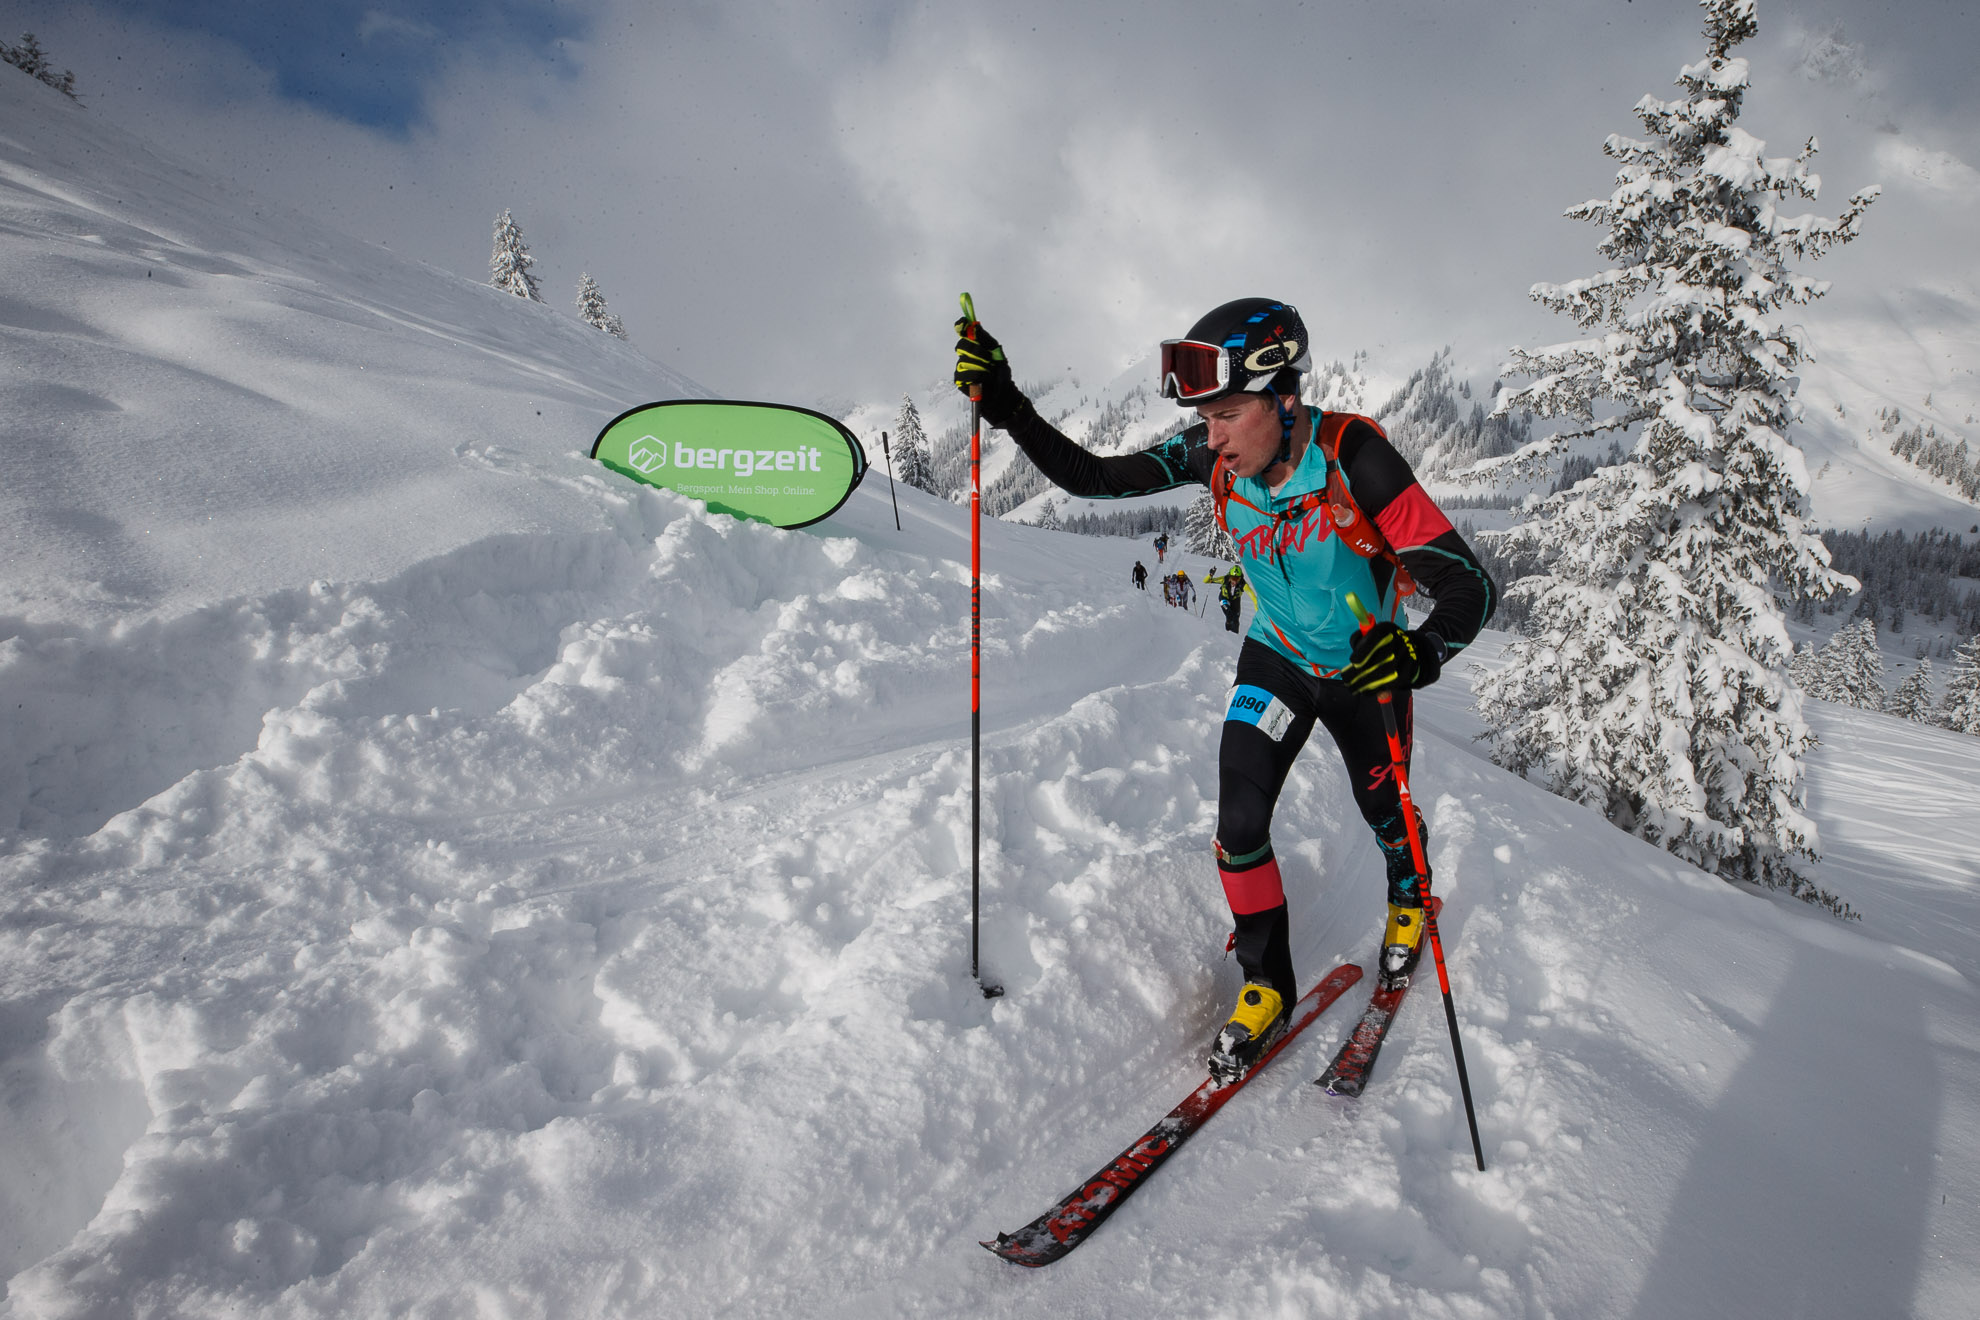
979, 384, 1496, 1002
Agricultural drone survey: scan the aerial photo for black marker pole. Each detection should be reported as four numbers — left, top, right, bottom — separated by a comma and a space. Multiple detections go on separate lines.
880, 431, 901, 530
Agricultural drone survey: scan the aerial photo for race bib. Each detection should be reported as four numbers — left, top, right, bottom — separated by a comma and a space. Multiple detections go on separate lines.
1225, 684, 1295, 741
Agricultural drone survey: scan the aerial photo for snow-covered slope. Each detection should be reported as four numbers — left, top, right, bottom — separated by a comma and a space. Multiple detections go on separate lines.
0, 70, 706, 631
3, 65, 1979, 1320
1796, 288, 1980, 535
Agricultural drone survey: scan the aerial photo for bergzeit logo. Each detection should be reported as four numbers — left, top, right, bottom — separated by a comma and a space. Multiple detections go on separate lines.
665, 441, 823, 479
627, 435, 667, 474
626, 434, 824, 480
592, 399, 866, 530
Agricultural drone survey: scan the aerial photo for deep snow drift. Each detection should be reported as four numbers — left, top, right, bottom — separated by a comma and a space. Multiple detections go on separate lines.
4, 67, 1979, 1320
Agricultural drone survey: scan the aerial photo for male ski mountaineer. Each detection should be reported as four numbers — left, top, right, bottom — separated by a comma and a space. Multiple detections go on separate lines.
955, 298, 1494, 1082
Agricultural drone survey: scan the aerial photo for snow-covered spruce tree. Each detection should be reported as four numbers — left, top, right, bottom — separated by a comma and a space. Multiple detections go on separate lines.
1796, 630, 1836, 700
1811, 616, 1885, 709
1, 32, 42, 78
575, 273, 627, 338
1884, 660, 1935, 722
1184, 489, 1236, 559
489, 210, 542, 301
922, 422, 970, 503
891, 395, 933, 493
1941, 635, 1980, 734
1471, 0, 1875, 911
3, 33, 78, 97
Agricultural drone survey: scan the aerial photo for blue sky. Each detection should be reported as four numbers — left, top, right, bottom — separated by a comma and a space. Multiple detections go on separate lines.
87, 0, 590, 133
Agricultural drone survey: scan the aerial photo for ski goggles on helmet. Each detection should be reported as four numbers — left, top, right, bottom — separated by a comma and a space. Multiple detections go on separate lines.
1159, 334, 1306, 402
1158, 339, 1230, 401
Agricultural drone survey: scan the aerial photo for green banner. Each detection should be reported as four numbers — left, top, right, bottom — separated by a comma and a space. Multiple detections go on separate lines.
591, 400, 868, 529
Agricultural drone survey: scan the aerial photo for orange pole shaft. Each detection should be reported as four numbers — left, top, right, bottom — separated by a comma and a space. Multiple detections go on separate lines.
961, 294, 994, 996
1348, 595, 1483, 1168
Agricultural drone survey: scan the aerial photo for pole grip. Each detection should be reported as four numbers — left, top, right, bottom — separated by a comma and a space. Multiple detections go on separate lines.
1345, 590, 1375, 632
959, 292, 983, 402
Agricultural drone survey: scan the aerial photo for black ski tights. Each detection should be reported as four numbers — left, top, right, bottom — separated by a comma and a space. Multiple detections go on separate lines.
1214, 639, 1428, 997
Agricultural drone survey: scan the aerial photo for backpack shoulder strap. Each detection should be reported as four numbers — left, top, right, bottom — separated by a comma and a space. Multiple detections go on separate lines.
1318, 413, 1416, 598
1211, 453, 1236, 537
1316, 410, 1391, 461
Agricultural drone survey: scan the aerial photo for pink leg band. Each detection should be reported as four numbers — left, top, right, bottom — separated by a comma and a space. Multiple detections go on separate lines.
1219, 858, 1286, 916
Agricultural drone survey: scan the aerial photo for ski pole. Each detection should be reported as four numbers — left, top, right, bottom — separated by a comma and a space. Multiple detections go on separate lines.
960, 292, 1003, 1000
1345, 591, 1485, 1171
880, 430, 901, 531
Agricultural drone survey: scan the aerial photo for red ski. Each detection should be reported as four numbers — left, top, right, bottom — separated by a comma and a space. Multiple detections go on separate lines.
1316, 896, 1442, 1097
982, 963, 1362, 1267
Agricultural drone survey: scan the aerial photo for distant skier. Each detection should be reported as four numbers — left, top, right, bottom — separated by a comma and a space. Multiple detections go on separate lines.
1132, 560, 1148, 591
1153, 532, 1169, 564
1202, 565, 1229, 615
956, 297, 1494, 1082
1173, 571, 1195, 612
1219, 566, 1246, 634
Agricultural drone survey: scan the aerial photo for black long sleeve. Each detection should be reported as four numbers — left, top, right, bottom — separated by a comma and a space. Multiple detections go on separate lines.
980, 383, 1208, 499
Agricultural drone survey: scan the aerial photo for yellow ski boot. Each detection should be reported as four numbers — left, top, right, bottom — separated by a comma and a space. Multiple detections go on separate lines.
1208, 981, 1286, 1083
1379, 902, 1426, 988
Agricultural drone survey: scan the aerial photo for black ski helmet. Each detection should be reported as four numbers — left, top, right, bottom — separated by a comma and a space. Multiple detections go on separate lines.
1158, 298, 1311, 408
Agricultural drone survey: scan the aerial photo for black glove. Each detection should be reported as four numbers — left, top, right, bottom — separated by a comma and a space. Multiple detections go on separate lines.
1343, 622, 1446, 693
954, 317, 1014, 404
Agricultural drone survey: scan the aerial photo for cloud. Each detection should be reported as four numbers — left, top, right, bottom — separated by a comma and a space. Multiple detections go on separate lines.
356, 11, 442, 46
10, 0, 1977, 407
827, 11, 1287, 384
1873, 139, 1980, 197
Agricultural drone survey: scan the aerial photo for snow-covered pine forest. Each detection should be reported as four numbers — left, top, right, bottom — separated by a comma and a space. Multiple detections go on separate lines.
5, 6, 1980, 1319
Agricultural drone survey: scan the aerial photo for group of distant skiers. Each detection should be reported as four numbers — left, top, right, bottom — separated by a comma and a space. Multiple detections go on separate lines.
1132, 556, 1248, 634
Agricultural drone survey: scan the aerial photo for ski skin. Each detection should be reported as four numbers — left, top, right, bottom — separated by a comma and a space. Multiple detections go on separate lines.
1316, 896, 1442, 1098
981, 963, 1363, 1268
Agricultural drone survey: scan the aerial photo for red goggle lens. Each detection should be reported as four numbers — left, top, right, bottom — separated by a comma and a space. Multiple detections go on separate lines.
1159, 339, 1227, 400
